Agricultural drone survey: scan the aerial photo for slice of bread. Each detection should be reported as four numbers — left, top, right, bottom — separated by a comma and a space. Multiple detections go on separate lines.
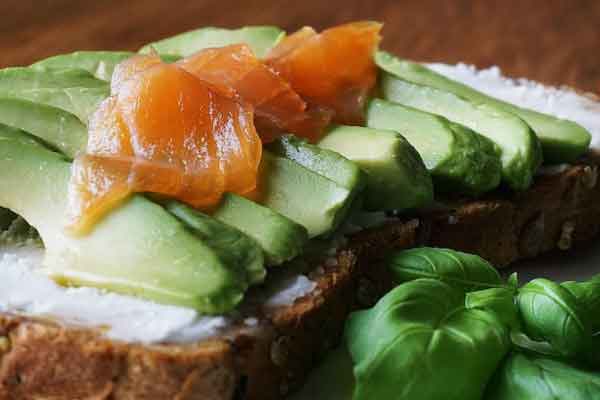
1, 152, 599, 399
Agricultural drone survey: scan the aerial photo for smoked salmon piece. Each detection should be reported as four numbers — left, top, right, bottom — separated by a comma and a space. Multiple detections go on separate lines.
68, 155, 136, 234
68, 58, 261, 234
110, 53, 163, 93
267, 21, 382, 125
86, 96, 133, 156
179, 44, 331, 142
68, 22, 381, 233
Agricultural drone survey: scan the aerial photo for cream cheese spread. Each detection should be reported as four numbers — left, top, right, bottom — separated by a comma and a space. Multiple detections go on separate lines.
0, 245, 315, 344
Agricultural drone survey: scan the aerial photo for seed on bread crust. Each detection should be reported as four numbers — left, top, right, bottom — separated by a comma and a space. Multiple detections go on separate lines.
519, 212, 546, 258
558, 220, 576, 250
270, 336, 291, 367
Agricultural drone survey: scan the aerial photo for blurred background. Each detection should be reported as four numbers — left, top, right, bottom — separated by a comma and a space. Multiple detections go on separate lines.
1, 0, 599, 93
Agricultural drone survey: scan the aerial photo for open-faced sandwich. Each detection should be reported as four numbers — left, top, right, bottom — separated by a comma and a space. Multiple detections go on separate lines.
0, 22, 599, 399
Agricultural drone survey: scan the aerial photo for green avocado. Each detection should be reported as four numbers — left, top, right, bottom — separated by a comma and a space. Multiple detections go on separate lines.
379, 69, 542, 191
212, 193, 308, 266
0, 67, 109, 122
0, 97, 86, 157
366, 99, 502, 195
257, 151, 354, 237
268, 134, 367, 191
32, 51, 135, 81
140, 26, 285, 59
0, 67, 106, 90
376, 52, 591, 163
166, 201, 265, 284
0, 125, 260, 313
268, 135, 366, 237
32, 51, 182, 82
7, 86, 108, 123
317, 125, 434, 212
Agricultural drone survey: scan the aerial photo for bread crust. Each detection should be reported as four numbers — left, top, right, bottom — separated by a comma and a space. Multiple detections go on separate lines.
1, 155, 600, 400
428, 153, 600, 266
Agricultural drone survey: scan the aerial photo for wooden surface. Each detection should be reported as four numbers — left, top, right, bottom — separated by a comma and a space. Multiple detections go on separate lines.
1, 0, 599, 94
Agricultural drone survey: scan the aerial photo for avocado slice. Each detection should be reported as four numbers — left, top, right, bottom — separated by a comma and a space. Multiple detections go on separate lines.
166, 201, 265, 284
140, 26, 285, 59
0, 67, 109, 122
212, 194, 308, 266
268, 135, 367, 191
379, 70, 541, 191
32, 52, 182, 82
0, 97, 86, 157
4, 86, 108, 123
5, 86, 108, 123
32, 51, 135, 81
376, 52, 591, 163
257, 151, 354, 238
317, 125, 434, 212
268, 135, 366, 239
366, 99, 502, 195
0, 125, 258, 313
0, 67, 107, 90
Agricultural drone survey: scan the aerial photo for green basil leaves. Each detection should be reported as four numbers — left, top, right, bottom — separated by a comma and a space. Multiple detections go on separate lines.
346, 247, 600, 400
387, 247, 506, 291
487, 352, 600, 400
516, 277, 600, 367
346, 279, 511, 400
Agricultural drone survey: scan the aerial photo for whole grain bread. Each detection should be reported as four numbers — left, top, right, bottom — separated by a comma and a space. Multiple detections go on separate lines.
1, 153, 600, 400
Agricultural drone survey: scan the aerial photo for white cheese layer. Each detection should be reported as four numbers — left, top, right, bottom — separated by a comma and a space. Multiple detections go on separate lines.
0, 245, 315, 344
428, 63, 600, 150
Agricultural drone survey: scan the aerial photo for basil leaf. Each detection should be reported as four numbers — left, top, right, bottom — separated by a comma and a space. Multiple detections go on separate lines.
345, 279, 510, 400
387, 247, 504, 291
517, 278, 596, 365
507, 272, 519, 289
486, 352, 600, 400
466, 287, 520, 330
562, 276, 600, 333
509, 332, 562, 358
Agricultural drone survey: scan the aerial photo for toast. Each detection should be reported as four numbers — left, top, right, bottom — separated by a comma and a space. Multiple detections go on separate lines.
2, 152, 600, 400
2, 22, 600, 399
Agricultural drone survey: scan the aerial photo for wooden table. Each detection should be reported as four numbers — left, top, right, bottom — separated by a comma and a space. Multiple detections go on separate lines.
1, 0, 599, 94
